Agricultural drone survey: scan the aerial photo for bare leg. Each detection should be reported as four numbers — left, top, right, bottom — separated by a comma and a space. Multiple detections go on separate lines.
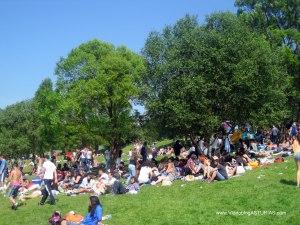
9, 196, 16, 205
208, 171, 217, 182
297, 161, 300, 187
152, 176, 164, 185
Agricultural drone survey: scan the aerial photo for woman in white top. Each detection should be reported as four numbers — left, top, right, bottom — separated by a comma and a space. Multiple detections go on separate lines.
138, 161, 153, 184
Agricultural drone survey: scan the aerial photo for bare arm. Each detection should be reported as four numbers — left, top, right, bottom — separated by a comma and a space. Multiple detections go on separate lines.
53, 170, 58, 184
9, 170, 14, 182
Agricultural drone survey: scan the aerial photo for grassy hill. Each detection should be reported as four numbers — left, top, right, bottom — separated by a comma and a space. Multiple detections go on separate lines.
0, 158, 299, 225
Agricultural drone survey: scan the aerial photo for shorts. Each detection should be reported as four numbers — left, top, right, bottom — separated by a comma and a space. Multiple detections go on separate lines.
8, 185, 21, 198
294, 152, 300, 161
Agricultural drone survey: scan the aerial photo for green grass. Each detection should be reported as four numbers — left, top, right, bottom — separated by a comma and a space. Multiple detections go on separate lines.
1, 158, 300, 225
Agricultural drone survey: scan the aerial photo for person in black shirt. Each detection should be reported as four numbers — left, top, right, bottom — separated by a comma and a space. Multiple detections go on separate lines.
140, 142, 148, 163
173, 140, 182, 157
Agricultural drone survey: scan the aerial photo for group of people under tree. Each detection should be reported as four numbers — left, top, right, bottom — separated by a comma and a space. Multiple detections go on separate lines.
0, 122, 300, 225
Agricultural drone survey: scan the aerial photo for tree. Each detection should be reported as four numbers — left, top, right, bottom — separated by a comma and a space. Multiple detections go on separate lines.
142, 13, 293, 142
34, 78, 63, 152
0, 100, 39, 157
55, 39, 145, 163
235, 0, 300, 120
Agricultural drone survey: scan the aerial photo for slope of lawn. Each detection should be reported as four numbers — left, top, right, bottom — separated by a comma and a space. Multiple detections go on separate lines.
0, 158, 300, 225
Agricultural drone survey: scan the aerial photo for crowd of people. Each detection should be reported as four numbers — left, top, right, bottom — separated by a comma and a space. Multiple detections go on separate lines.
0, 122, 299, 224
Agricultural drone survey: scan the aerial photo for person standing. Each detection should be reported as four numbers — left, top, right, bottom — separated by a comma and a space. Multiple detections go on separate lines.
8, 162, 23, 210
271, 125, 279, 144
39, 155, 57, 205
80, 148, 88, 171
173, 140, 182, 157
0, 155, 8, 187
140, 142, 148, 163
292, 134, 300, 188
290, 122, 298, 138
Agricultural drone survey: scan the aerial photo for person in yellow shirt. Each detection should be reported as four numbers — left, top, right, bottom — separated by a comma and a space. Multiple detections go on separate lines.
292, 133, 300, 187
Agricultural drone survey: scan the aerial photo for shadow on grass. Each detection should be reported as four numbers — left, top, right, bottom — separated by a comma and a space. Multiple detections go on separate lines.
280, 179, 297, 186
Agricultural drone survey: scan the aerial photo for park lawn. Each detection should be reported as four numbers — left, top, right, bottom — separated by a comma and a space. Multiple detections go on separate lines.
0, 158, 300, 225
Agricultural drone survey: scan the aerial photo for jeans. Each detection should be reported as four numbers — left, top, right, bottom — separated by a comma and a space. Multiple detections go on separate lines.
40, 179, 55, 204
216, 172, 226, 181
126, 164, 136, 183
271, 135, 278, 144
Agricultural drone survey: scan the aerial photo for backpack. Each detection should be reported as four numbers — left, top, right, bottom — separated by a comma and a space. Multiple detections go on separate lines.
49, 211, 62, 225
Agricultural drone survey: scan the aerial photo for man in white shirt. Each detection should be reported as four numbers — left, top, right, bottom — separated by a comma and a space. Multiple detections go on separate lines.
39, 156, 57, 205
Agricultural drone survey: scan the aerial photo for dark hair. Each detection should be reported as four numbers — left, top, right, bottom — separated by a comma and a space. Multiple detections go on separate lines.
142, 160, 151, 167
88, 196, 101, 217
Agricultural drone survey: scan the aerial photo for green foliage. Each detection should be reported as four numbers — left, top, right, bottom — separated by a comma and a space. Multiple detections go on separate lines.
143, 13, 293, 139
56, 40, 146, 159
0, 8, 298, 157
235, 0, 300, 119
34, 78, 63, 152
0, 100, 39, 157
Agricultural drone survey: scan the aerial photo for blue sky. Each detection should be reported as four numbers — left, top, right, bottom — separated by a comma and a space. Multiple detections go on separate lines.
0, 0, 235, 109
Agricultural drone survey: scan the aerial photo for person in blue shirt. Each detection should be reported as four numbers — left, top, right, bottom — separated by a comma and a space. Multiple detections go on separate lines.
82, 196, 103, 225
62, 196, 103, 225
0, 155, 8, 187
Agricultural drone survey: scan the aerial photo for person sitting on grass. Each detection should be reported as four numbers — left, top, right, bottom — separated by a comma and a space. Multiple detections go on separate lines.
56, 164, 65, 182
151, 158, 177, 185
70, 174, 94, 195
126, 177, 140, 194
138, 161, 153, 185
225, 161, 237, 177
109, 172, 126, 195
235, 147, 252, 166
88, 169, 109, 196
185, 154, 202, 175
213, 156, 228, 180
61, 196, 103, 225
59, 171, 73, 190
98, 169, 109, 186
203, 158, 217, 183
72, 170, 84, 189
